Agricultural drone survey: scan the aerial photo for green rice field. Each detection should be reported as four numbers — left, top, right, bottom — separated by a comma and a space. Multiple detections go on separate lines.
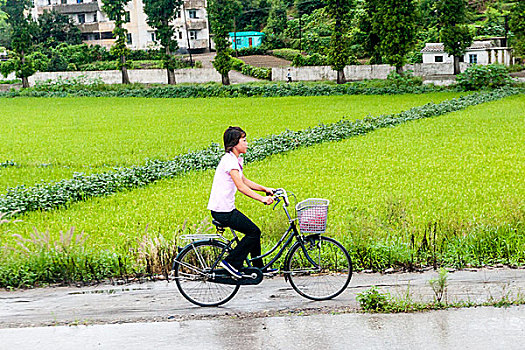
1, 92, 524, 283
1, 93, 461, 191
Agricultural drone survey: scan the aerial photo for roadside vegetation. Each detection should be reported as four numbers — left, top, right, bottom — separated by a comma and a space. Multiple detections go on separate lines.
357, 269, 525, 313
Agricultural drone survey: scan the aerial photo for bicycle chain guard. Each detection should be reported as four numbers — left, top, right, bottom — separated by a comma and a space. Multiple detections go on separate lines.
211, 267, 263, 286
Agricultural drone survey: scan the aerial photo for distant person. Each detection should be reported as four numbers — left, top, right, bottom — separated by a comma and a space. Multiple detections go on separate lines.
208, 126, 274, 278
287, 68, 292, 83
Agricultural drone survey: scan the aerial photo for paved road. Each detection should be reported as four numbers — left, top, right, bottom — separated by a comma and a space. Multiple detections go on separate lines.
1, 267, 524, 328
1, 306, 524, 349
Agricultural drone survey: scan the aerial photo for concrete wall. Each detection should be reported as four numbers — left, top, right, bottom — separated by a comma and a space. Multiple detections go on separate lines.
3, 72, 17, 81
272, 63, 471, 82
28, 68, 221, 85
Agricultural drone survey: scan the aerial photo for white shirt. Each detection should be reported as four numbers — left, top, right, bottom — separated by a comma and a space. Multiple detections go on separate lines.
207, 152, 243, 212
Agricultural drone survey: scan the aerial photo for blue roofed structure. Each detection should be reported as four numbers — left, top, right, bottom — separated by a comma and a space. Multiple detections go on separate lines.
228, 31, 264, 50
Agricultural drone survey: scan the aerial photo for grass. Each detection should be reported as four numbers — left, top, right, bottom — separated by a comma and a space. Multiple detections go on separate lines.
0, 93, 461, 192
2, 95, 523, 260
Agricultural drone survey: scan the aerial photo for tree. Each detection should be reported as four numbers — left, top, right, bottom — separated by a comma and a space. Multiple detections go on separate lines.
295, 0, 324, 16
101, 0, 131, 84
266, 0, 287, 36
509, 0, 525, 58
0, 0, 41, 88
357, 0, 382, 64
372, 0, 418, 74
0, 7, 11, 48
143, 0, 183, 85
208, 0, 241, 85
237, 0, 271, 31
436, 0, 473, 75
326, 0, 353, 84
36, 10, 82, 47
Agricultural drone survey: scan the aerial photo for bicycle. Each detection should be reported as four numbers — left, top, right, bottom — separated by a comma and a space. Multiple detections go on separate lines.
172, 189, 353, 307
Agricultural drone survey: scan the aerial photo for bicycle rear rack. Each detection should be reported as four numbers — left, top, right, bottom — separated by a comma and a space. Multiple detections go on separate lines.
181, 234, 228, 242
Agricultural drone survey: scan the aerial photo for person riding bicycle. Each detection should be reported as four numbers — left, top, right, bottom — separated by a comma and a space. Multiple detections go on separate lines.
207, 126, 274, 278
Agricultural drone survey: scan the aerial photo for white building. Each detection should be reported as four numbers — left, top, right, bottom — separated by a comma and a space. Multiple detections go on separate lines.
31, 0, 210, 52
421, 38, 513, 66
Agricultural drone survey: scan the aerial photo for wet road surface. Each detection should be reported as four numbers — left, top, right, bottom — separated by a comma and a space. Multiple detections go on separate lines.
1, 267, 524, 328
1, 305, 524, 349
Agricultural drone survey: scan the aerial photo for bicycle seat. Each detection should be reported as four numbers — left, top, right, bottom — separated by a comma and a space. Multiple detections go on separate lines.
212, 219, 228, 229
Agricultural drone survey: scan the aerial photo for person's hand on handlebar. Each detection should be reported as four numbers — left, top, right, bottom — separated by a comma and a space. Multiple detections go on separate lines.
261, 195, 274, 205
264, 187, 275, 196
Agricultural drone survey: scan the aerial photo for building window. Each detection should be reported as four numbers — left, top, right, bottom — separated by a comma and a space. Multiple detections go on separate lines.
78, 14, 85, 24
124, 11, 131, 23
469, 54, 477, 64
101, 31, 115, 39
434, 56, 443, 63
179, 31, 183, 39
76, 0, 83, 3
126, 33, 133, 45
188, 9, 197, 19
93, 12, 97, 22
150, 31, 156, 41
189, 30, 197, 40
176, 10, 181, 18
61, 0, 67, 4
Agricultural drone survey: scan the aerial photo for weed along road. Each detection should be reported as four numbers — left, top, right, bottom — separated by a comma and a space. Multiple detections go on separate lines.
0, 268, 525, 336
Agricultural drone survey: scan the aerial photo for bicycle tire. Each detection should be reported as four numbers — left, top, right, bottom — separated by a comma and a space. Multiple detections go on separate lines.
174, 240, 240, 307
285, 235, 352, 301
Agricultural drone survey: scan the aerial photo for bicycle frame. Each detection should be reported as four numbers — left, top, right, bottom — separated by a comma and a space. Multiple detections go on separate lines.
176, 192, 320, 278
237, 199, 320, 271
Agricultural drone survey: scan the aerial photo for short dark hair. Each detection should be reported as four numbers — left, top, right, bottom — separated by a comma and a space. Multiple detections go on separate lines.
223, 126, 246, 152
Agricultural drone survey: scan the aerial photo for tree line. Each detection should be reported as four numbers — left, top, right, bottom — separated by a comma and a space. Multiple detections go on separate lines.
1, 0, 524, 87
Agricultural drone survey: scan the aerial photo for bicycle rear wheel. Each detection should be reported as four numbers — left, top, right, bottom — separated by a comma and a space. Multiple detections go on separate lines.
285, 235, 352, 301
174, 240, 240, 307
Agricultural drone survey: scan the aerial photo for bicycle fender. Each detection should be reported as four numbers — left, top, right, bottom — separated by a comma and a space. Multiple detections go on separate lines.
283, 234, 322, 282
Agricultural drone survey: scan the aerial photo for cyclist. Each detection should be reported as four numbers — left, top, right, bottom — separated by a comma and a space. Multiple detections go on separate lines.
207, 126, 274, 278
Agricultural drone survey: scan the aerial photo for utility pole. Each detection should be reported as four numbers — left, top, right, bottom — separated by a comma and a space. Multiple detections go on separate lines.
182, 2, 194, 67
234, 18, 238, 57
299, 15, 302, 52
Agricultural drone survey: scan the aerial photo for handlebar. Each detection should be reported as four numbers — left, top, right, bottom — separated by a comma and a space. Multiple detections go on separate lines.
272, 188, 290, 207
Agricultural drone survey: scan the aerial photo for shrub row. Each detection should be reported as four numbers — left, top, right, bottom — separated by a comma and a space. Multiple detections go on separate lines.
456, 64, 513, 91
231, 57, 272, 80
234, 47, 267, 56
0, 88, 519, 216
1, 81, 450, 98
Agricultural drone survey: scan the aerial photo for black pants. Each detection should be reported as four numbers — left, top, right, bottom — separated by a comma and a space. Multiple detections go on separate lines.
211, 209, 263, 269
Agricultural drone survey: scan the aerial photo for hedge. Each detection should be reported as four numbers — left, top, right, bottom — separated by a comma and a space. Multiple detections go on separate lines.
0, 81, 451, 99
231, 57, 272, 80
0, 88, 520, 216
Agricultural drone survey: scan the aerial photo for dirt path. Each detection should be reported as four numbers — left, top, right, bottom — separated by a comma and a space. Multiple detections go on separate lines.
1, 267, 524, 329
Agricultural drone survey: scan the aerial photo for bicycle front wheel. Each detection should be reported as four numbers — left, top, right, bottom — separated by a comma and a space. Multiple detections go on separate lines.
285, 235, 352, 301
174, 240, 240, 307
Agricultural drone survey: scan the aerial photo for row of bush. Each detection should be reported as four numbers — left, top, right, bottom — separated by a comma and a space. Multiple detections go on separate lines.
1, 80, 448, 98
231, 57, 272, 80
75, 59, 198, 71
0, 88, 518, 216
270, 48, 359, 67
